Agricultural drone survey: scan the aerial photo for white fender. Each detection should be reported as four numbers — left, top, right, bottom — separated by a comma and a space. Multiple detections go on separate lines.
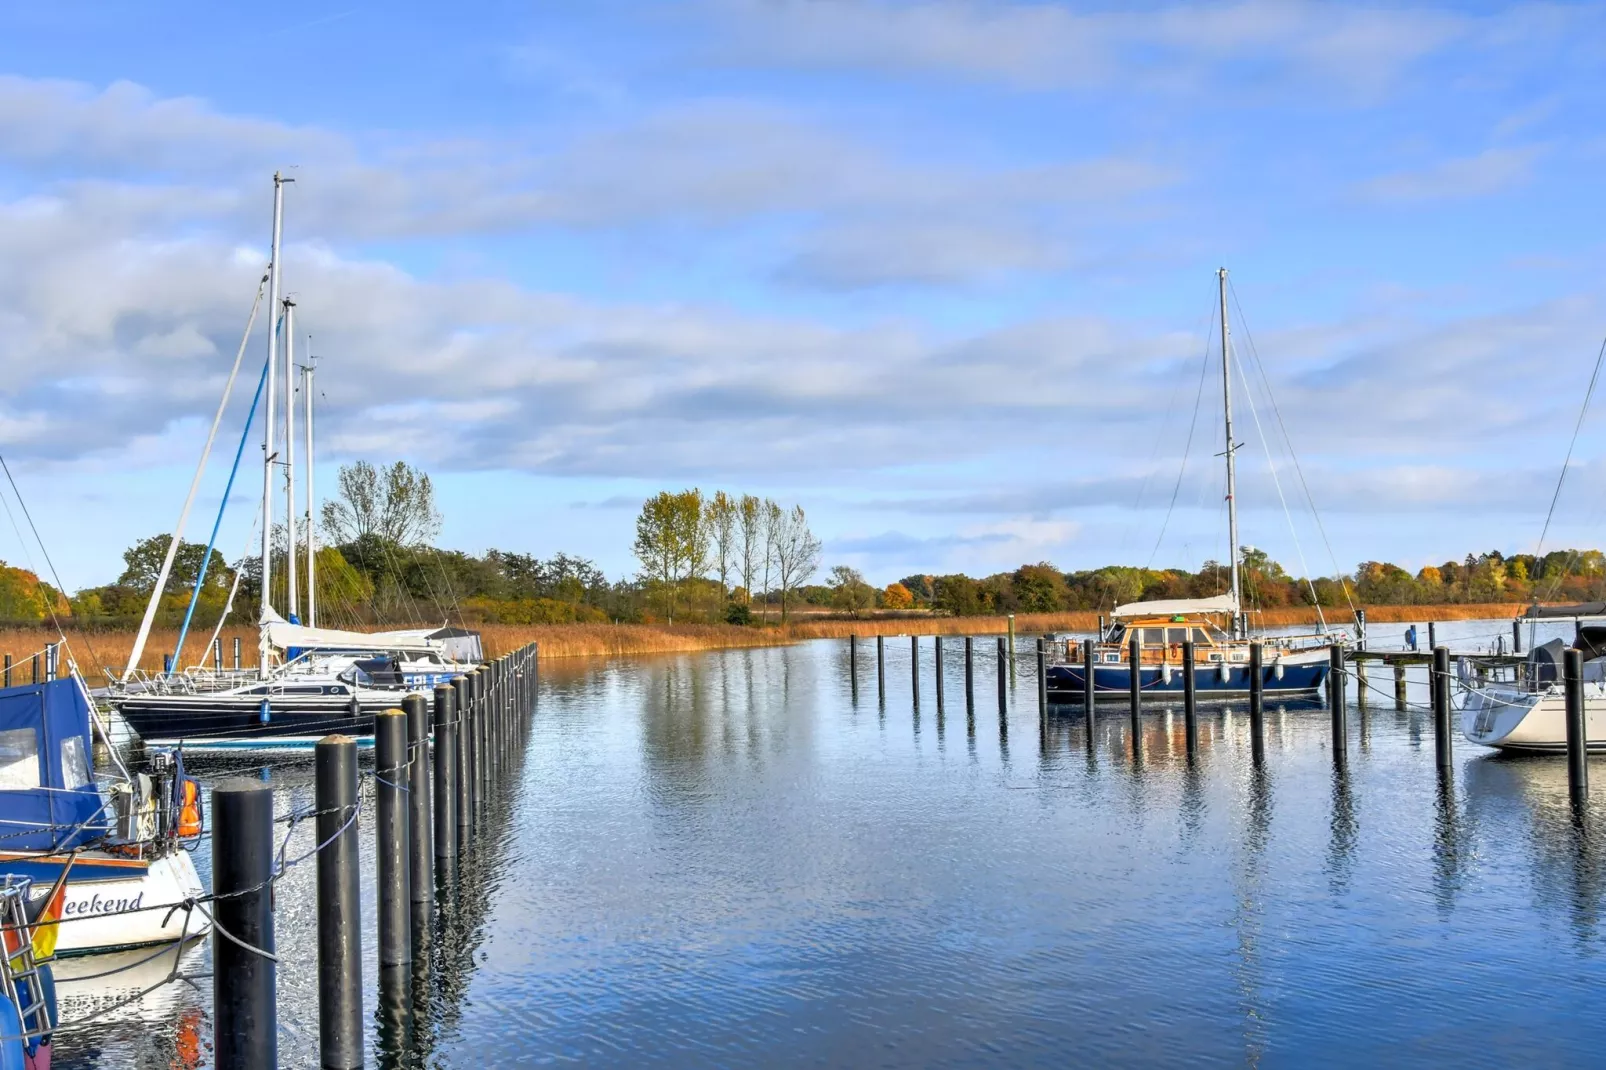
1218, 662, 1230, 683
1275, 661, 1285, 681
1162, 663, 1173, 685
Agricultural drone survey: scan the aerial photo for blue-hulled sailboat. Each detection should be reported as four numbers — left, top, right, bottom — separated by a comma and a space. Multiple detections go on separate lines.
1047, 268, 1339, 700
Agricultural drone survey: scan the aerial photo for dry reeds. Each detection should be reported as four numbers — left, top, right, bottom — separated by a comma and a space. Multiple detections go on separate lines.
0, 601, 1527, 677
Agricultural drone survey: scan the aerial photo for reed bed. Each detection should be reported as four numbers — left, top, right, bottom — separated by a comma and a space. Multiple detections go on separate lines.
0, 601, 1528, 678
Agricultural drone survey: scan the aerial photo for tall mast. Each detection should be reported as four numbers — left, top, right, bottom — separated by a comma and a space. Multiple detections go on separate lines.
260, 172, 284, 677
1219, 267, 1243, 638
304, 356, 317, 627
284, 298, 299, 623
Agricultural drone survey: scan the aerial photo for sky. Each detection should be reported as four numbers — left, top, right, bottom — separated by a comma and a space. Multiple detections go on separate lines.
0, 0, 1604, 591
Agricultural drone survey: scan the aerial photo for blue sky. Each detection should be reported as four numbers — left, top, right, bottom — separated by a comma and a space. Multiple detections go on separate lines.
0, 1, 1603, 590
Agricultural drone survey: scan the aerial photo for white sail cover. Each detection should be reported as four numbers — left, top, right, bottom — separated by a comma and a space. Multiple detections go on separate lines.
1111, 594, 1239, 619
261, 608, 481, 660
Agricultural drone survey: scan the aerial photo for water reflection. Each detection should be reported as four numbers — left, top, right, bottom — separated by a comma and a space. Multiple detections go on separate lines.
56, 641, 1606, 1066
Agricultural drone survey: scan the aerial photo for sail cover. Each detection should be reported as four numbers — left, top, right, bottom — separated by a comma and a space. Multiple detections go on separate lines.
1111, 594, 1240, 619
262, 608, 481, 661
0, 678, 104, 851
1524, 603, 1606, 619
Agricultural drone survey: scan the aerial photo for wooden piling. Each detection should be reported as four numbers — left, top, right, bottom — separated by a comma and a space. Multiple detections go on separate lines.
1565, 646, 1587, 808
212, 779, 276, 1070
374, 710, 411, 970
1182, 639, 1197, 758
1432, 646, 1452, 773
877, 636, 885, 704
1007, 615, 1016, 685
1330, 644, 1346, 767
1128, 635, 1141, 732
911, 636, 920, 708
1248, 642, 1265, 765
316, 734, 363, 1070
1394, 663, 1407, 711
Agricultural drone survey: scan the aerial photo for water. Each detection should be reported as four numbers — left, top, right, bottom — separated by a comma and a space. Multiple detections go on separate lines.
51, 622, 1606, 1067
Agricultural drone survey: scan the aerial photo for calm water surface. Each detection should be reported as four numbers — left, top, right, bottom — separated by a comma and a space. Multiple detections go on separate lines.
52, 622, 1606, 1067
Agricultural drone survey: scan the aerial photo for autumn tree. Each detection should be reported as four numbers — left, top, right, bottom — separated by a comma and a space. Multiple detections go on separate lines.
772, 505, 823, 623
321, 461, 442, 547
828, 565, 875, 617
706, 491, 737, 598
883, 582, 915, 610
632, 489, 708, 624
737, 494, 762, 606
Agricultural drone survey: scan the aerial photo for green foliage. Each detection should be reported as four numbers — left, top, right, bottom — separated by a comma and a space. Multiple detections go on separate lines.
725, 601, 752, 626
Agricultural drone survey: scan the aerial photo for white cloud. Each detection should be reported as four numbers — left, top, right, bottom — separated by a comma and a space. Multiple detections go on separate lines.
699, 0, 1576, 98
1354, 145, 1543, 202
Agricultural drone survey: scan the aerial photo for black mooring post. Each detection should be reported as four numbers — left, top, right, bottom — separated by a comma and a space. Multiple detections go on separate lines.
1082, 638, 1097, 746
1248, 642, 1265, 765
375, 709, 411, 969
850, 636, 858, 700
935, 636, 945, 712
403, 693, 433, 909
1128, 635, 1141, 732
432, 684, 458, 879
1330, 644, 1347, 767
472, 669, 488, 812
1428, 621, 1437, 651
1513, 619, 1523, 655
453, 675, 472, 845
964, 637, 974, 711
911, 636, 920, 708
316, 734, 364, 1070
1432, 646, 1453, 773
1182, 639, 1198, 757
1036, 637, 1047, 718
989, 633, 1002, 716
212, 779, 276, 1070
3, 654, 10, 688
1565, 646, 1588, 808
877, 635, 885, 704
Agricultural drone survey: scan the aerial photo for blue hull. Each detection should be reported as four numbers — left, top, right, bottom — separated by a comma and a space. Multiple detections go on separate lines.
1046, 662, 1327, 700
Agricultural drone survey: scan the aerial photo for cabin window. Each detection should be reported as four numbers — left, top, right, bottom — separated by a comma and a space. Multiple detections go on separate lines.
1103, 653, 1121, 663
1166, 627, 1189, 645
60, 735, 90, 788
1192, 629, 1213, 646
0, 728, 41, 790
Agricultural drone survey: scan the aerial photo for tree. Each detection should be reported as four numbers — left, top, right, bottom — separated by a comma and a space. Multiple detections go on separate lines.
706, 491, 737, 598
1012, 563, 1067, 613
883, 582, 915, 610
772, 505, 822, 623
759, 498, 782, 620
828, 565, 875, 617
737, 494, 761, 606
632, 489, 708, 624
321, 461, 442, 548
118, 534, 232, 595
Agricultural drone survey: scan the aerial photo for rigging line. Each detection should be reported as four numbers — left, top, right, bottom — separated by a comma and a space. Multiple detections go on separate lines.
1232, 340, 1327, 632
0, 453, 104, 679
199, 501, 264, 672
1229, 280, 1359, 623
1128, 307, 1214, 550
1533, 331, 1606, 604
173, 356, 270, 669
1147, 303, 1217, 570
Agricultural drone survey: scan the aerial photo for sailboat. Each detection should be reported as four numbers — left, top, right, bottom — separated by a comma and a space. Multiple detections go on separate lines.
1047, 268, 1338, 699
113, 173, 479, 748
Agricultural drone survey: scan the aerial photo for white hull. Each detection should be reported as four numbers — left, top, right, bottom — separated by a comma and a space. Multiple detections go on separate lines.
1461, 680, 1606, 753
53, 851, 210, 955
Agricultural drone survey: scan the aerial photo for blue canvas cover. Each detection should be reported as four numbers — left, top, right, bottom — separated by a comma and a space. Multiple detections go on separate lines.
0, 678, 103, 851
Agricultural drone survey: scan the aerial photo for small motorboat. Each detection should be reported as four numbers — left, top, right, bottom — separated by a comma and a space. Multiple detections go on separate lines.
0, 676, 209, 955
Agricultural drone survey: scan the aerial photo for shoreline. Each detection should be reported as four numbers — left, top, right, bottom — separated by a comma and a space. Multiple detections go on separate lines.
3, 602, 1526, 672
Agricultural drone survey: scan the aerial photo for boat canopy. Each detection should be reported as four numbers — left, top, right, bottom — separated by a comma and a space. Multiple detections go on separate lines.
262, 609, 482, 662
1524, 603, 1606, 620
0, 678, 103, 852
1111, 594, 1239, 620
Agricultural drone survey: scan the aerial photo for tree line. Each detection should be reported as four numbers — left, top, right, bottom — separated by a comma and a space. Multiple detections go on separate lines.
8, 457, 1606, 629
